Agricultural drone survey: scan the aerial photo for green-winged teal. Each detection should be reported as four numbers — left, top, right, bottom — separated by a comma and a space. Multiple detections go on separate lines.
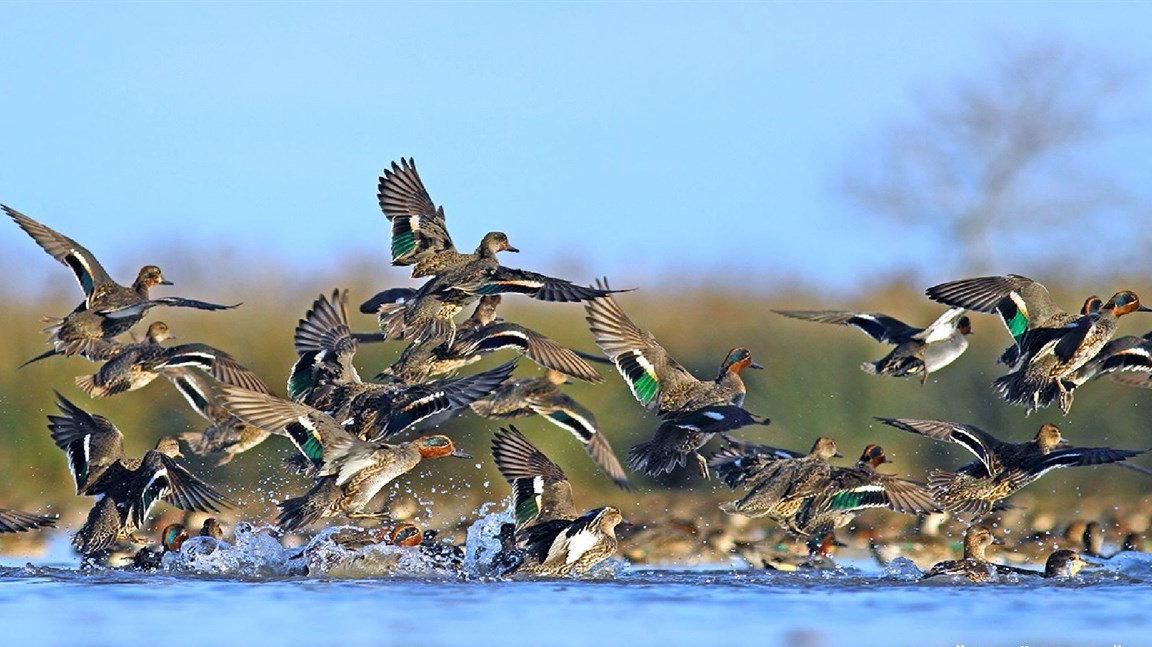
0, 508, 57, 534
288, 290, 516, 440
73, 321, 265, 398
6, 205, 239, 366
167, 366, 275, 465
921, 525, 1004, 582
490, 426, 623, 576
718, 437, 841, 521
927, 274, 1150, 413
878, 418, 1146, 518
130, 523, 189, 569
471, 369, 629, 489
213, 384, 470, 530
584, 279, 767, 476
774, 307, 971, 383
384, 295, 603, 384
46, 394, 231, 556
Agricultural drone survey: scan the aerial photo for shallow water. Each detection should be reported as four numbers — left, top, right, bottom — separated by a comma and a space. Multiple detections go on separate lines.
3, 531, 1150, 647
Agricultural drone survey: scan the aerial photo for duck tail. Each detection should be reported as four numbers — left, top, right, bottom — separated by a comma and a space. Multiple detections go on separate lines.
18, 348, 59, 369
276, 478, 339, 531
73, 375, 106, 398
927, 470, 993, 520
626, 439, 687, 477
72, 496, 121, 557
992, 370, 1053, 413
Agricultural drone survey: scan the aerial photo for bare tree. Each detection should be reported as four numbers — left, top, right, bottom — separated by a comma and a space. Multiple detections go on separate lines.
844, 39, 1141, 273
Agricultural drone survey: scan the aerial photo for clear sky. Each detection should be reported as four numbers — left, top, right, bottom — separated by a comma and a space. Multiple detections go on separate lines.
1, 2, 1149, 293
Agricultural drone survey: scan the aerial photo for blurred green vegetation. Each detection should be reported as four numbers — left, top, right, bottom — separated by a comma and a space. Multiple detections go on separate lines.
1, 253, 1150, 526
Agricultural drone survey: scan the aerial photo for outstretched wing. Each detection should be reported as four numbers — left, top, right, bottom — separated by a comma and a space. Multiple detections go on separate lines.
491, 426, 572, 528
4, 205, 115, 300
130, 454, 232, 528
774, 310, 922, 344
0, 508, 57, 534
97, 297, 240, 318
875, 417, 1005, 476
461, 267, 628, 303
458, 322, 602, 383
526, 391, 629, 489
213, 384, 354, 467
378, 158, 455, 265
46, 392, 127, 495
585, 279, 696, 410
373, 361, 518, 438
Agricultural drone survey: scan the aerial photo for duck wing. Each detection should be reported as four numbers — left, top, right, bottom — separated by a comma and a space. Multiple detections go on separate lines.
709, 440, 805, 489
213, 384, 356, 468
156, 344, 269, 393
4, 205, 115, 301
378, 157, 456, 265
46, 392, 127, 495
129, 453, 231, 528
876, 418, 1005, 476
98, 297, 240, 318
491, 426, 574, 528
525, 390, 629, 489
585, 279, 698, 411
462, 267, 627, 303
0, 508, 58, 533
926, 274, 1061, 351
369, 360, 517, 439
456, 322, 603, 383
774, 310, 922, 344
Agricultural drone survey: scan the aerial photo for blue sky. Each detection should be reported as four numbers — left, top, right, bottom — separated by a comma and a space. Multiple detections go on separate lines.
1, 2, 1149, 294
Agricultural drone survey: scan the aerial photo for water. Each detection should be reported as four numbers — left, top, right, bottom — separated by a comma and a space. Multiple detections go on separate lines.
3, 514, 1151, 646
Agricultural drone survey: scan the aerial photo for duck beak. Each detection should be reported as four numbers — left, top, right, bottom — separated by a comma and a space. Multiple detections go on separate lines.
992, 537, 1005, 545
833, 451, 844, 458
450, 449, 472, 459
1080, 557, 1104, 569
1139, 305, 1152, 312
749, 361, 765, 370
505, 245, 520, 253
160, 280, 174, 286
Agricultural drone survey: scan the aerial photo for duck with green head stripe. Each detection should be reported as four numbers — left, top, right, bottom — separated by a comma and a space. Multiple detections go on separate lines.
585, 280, 767, 477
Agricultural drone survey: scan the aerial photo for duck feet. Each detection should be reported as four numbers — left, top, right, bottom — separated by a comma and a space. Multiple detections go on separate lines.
694, 452, 710, 480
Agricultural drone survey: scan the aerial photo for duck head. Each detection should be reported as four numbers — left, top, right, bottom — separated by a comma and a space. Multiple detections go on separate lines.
415, 435, 472, 459
200, 517, 224, 540
1103, 291, 1152, 316
957, 316, 973, 336
1081, 295, 1103, 314
596, 506, 624, 534
471, 295, 502, 325
810, 437, 842, 459
962, 525, 1001, 559
477, 232, 519, 257
1033, 424, 1064, 452
389, 523, 422, 547
155, 436, 184, 458
146, 321, 173, 344
858, 444, 889, 468
718, 348, 763, 377
162, 524, 189, 552
1044, 549, 1088, 578
134, 265, 173, 290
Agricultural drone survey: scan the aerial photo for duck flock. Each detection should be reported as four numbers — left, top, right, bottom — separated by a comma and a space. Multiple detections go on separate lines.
1, 157, 1151, 581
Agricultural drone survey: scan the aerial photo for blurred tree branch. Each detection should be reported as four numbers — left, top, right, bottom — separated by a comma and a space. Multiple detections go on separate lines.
843, 39, 1143, 272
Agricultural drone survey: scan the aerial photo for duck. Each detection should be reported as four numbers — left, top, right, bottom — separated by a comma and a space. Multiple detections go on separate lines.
584, 279, 767, 477
5, 205, 239, 366
718, 437, 841, 526
490, 426, 623, 576
200, 517, 225, 540
215, 384, 471, 530
774, 307, 971, 383
470, 369, 630, 488
784, 444, 941, 541
921, 525, 1004, 582
0, 508, 57, 534
925, 274, 1150, 413
73, 321, 266, 398
287, 290, 516, 441
877, 418, 1146, 518
997, 549, 1093, 579
167, 366, 275, 465
995, 291, 1150, 414
383, 295, 604, 384
708, 438, 805, 489
490, 522, 527, 575
129, 523, 189, 570
46, 393, 231, 556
